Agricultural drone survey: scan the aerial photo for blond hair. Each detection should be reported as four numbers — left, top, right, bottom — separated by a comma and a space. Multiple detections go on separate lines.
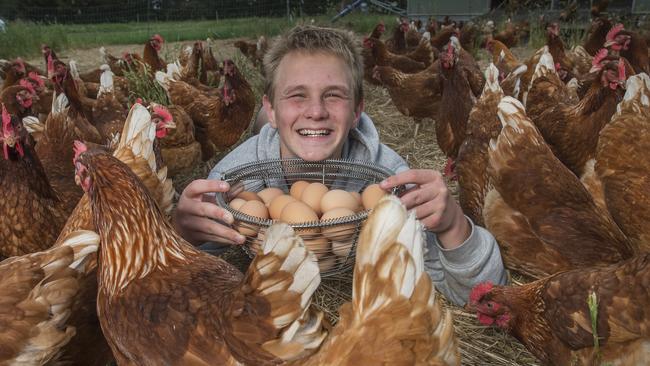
263, 25, 364, 106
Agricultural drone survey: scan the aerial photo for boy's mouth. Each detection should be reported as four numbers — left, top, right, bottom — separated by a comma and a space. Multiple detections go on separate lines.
298, 128, 330, 137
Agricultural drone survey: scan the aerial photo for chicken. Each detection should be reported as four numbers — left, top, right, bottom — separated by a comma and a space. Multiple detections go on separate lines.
594, 73, 650, 252
300, 195, 460, 366
178, 42, 220, 95
0, 58, 28, 91
234, 38, 264, 67
0, 106, 67, 258
369, 21, 386, 39
91, 66, 128, 141
404, 39, 434, 67
72, 143, 326, 365
203, 38, 225, 83
385, 19, 410, 54
524, 48, 572, 120
0, 230, 99, 365
545, 22, 575, 83
157, 59, 254, 160
30, 92, 86, 215
584, 17, 612, 56
362, 37, 426, 74
483, 97, 634, 279
528, 51, 627, 177
156, 104, 201, 177
436, 37, 483, 178
486, 39, 520, 75
405, 20, 423, 49
0, 82, 37, 119
604, 23, 650, 74
371, 61, 441, 124
457, 64, 503, 226
493, 20, 520, 49
143, 34, 166, 73
469, 253, 650, 365
430, 25, 457, 51
22, 71, 52, 119
499, 64, 528, 99
51, 103, 175, 366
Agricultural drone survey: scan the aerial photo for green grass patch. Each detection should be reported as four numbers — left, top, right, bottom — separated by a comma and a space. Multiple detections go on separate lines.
0, 13, 398, 60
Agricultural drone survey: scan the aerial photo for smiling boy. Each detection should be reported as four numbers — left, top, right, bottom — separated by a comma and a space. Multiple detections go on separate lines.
173, 25, 506, 306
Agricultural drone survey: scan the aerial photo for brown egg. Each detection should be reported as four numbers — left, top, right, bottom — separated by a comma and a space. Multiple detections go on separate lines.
268, 194, 297, 220
257, 187, 284, 206
228, 198, 247, 211
361, 184, 388, 210
317, 255, 338, 272
236, 191, 263, 202
302, 236, 331, 258
300, 182, 329, 215
332, 240, 352, 257
237, 200, 268, 236
320, 207, 356, 241
349, 191, 363, 211
320, 189, 359, 213
290, 180, 310, 200
280, 201, 319, 224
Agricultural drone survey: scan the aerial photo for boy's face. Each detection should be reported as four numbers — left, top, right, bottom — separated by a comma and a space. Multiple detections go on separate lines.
263, 51, 363, 161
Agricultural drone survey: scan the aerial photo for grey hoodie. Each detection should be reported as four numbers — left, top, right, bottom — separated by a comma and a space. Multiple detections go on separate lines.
208, 113, 507, 305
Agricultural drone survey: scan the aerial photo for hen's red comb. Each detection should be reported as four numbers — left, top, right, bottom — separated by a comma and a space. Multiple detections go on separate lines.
469, 281, 494, 305
28, 72, 45, 88
73, 140, 87, 162
153, 105, 173, 122
19, 79, 36, 95
606, 23, 624, 42
592, 48, 608, 69
152, 34, 164, 43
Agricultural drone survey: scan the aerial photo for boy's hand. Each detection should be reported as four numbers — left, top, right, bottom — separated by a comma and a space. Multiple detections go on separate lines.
380, 169, 470, 249
173, 179, 246, 246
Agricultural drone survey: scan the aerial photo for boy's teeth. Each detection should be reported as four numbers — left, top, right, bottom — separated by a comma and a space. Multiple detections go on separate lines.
298, 129, 329, 136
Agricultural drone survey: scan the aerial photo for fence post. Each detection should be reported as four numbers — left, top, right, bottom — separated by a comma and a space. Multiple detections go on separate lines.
286, 0, 291, 21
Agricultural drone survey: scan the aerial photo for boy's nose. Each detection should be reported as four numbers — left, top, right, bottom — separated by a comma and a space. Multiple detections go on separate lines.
304, 99, 328, 120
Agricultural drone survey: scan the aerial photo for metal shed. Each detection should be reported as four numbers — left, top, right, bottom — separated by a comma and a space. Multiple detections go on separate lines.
407, 0, 491, 20
633, 0, 650, 14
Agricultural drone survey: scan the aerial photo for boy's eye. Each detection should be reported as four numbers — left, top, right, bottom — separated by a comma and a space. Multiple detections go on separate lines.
325, 92, 344, 99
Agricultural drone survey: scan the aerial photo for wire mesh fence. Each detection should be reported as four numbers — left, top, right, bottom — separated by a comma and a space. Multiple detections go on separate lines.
0, 0, 346, 24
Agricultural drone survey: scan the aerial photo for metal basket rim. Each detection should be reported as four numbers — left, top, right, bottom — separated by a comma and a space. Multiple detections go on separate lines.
215, 158, 399, 229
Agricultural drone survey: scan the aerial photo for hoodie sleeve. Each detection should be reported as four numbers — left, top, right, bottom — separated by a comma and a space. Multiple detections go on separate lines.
424, 216, 508, 306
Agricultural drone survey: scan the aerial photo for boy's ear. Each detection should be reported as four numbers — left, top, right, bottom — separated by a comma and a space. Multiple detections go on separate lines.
262, 95, 277, 128
353, 99, 364, 129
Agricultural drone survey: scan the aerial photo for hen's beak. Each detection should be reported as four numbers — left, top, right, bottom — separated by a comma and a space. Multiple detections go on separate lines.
603, 40, 616, 48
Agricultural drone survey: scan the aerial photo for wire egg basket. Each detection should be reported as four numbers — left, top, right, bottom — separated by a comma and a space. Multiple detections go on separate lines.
215, 158, 401, 277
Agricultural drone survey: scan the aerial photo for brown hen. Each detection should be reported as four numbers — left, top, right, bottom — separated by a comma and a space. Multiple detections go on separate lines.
0, 106, 67, 258
73, 145, 326, 365
594, 73, 650, 252
299, 195, 460, 366
457, 64, 503, 226
470, 253, 650, 365
483, 97, 634, 279
0, 230, 99, 365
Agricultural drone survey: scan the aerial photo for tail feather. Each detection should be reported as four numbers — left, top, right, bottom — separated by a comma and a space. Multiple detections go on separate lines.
235, 223, 326, 361
483, 63, 502, 94
1, 230, 98, 365
97, 64, 114, 97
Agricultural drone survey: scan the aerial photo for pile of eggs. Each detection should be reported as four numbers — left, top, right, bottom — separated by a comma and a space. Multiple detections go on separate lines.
230, 180, 388, 271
